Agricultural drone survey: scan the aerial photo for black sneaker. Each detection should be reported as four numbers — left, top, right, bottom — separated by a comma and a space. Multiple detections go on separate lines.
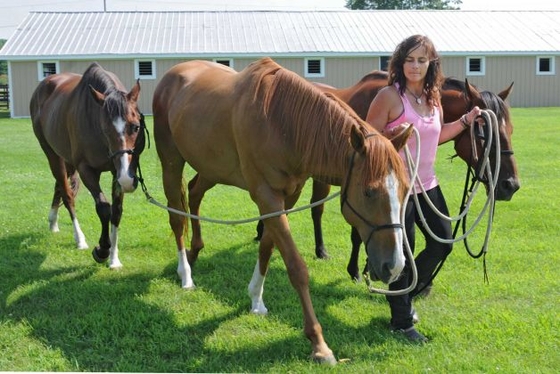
392, 326, 428, 343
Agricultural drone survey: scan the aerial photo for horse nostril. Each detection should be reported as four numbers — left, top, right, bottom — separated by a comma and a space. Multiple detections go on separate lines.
501, 178, 519, 193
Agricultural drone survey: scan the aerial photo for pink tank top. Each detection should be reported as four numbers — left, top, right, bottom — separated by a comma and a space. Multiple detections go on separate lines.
385, 83, 441, 191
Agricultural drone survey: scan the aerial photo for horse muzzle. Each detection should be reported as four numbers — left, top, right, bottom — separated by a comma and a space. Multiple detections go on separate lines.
118, 172, 138, 193
365, 240, 405, 284
495, 177, 520, 201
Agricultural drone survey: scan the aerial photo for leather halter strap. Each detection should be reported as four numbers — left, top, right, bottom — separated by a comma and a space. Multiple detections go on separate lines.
340, 133, 403, 247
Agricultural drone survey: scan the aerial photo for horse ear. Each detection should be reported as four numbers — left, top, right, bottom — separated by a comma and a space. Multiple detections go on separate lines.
349, 125, 367, 154
128, 79, 141, 102
464, 79, 481, 104
389, 123, 413, 151
498, 82, 514, 101
89, 84, 105, 106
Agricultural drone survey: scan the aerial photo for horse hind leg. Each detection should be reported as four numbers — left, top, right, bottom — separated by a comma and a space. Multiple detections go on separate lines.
48, 182, 62, 232
187, 173, 216, 264
46, 155, 87, 249
311, 180, 331, 259
65, 166, 87, 248
162, 157, 194, 289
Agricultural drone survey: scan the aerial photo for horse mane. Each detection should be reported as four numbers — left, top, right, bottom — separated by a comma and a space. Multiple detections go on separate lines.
75, 62, 128, 122
246, 58, 405, 189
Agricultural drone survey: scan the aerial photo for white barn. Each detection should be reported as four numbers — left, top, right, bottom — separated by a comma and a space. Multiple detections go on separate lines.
1, 10, 559, 117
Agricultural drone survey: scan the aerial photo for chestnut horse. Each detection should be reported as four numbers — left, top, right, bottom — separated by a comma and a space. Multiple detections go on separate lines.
30, 62, 145, 269
152, 57, 413, 364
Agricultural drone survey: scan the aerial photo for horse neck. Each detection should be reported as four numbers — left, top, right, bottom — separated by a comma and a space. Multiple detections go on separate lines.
267, 91, 353, 182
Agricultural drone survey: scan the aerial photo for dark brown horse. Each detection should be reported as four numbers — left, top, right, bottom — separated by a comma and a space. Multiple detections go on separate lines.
316, 72, 520, 281
152, 57, 413, 364
30, 62, 145, 269
253, 71, 520, 269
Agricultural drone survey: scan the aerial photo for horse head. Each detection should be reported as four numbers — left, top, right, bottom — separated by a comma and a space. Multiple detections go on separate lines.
341, 124, 413, 284
444, 79, 520, 201
89, 79, 143, 193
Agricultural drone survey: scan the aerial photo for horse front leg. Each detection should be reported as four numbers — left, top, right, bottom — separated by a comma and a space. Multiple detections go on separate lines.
311, 180, 331, 259
256, 189, 335, 365
106, 176, 125, 269
265, 213, 335, 365
162, 158, 194, 289
78, 165, 111, 263
347, 226, 362, 281
248, 228, 274, 315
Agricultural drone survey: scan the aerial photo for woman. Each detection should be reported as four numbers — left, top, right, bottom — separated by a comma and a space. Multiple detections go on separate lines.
366, 34, 481, 342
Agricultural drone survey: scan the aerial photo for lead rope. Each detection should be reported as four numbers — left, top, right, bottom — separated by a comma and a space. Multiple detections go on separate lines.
401, 109, 500, 294
133, 119, 340, 224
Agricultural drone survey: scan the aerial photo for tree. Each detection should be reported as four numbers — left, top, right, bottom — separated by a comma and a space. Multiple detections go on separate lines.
345, 0, 462, 10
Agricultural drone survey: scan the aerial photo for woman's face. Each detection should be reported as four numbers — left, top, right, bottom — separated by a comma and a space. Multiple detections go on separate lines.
403, 45, 430, 84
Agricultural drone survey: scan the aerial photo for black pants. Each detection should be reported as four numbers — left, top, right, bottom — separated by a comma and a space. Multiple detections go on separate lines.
387, 185, 453, 329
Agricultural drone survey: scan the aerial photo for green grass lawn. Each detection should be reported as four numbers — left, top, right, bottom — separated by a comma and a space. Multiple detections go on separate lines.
0, 107, 559, 373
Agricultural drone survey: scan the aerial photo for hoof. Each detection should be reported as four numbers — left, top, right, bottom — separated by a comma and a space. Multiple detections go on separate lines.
347, 265, 360, 282
250, 306, 268, 315
109, 262, 123, 270
311, 353, 337, 366
315, 246, 329, 259
92, 246, 109, 263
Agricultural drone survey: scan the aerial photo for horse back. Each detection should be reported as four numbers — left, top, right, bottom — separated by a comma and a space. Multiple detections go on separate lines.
314, 71, 388, 120
153, 60, 246, 185
30, 73, 81, 154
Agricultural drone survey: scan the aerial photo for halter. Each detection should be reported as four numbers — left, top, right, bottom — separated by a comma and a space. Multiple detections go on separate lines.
339, 133, 403, 250
470, 114, 514, 184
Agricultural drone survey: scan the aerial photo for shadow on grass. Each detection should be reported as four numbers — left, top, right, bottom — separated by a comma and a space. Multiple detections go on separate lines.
0, 231, 401, 372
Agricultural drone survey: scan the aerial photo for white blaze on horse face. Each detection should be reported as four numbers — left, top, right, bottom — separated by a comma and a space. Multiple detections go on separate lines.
113, 118, 135, 192
386, 172, 405, 280
113, 117, 126, 134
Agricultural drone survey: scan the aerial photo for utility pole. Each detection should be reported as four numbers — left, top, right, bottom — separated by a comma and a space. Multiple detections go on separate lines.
103, 0, 107, 12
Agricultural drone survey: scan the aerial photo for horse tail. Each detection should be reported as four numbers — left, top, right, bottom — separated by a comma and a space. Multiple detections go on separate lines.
69, 171, 81, 201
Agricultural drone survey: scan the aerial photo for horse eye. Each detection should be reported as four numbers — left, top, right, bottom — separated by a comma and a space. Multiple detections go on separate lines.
128, 124, 140, 134
365, 188, 377, 198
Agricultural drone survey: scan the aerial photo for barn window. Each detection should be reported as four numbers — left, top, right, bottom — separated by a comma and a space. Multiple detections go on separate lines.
536, 56, 555, 75
38, 61, 59, 81
379, 56, 390, 71
135, 60, 156, 79
214, 59, 233, 68
466, 57, 485, 76
304, 58, 325, 78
